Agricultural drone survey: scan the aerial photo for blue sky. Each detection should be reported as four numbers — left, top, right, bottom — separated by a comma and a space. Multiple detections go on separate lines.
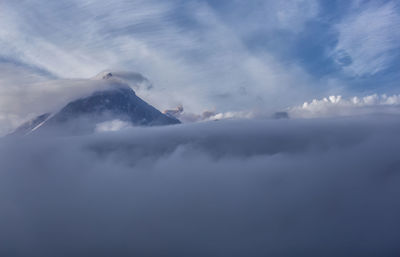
0, 0, 399, 133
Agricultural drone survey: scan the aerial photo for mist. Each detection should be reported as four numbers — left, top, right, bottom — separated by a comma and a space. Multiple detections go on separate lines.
1, 116, 400, 256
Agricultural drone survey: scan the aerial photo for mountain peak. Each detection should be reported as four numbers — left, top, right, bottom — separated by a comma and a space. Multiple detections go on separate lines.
94, 71, 115, 80
11, 86, 180, 136
102, 72, 113, 80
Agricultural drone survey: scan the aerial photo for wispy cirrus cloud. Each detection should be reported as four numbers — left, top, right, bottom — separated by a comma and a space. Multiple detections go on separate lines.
331, 1, 400, 76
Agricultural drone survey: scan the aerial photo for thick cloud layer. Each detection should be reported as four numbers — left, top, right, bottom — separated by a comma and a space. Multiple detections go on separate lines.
1, 116, 400, 256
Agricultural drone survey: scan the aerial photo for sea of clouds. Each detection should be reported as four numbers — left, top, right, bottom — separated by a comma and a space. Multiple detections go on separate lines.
1, 116, 400, 256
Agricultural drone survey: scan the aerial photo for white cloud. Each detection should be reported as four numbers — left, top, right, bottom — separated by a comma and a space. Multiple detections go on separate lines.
95, 119, 132, 133
275, 0, 319, 32
332, 1, 400, 76
289, 93, 400, 118
179, 110, 256, 123
226, 0, 319, 35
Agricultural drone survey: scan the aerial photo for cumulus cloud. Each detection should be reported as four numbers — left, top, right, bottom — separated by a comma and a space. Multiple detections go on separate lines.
1, 117, 400, 256
163, 105, 258, 123
289, 93, 400, 118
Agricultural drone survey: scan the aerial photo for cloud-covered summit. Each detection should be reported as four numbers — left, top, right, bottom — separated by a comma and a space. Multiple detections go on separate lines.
8, 76, 180, 136
0, 70, 166, 136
